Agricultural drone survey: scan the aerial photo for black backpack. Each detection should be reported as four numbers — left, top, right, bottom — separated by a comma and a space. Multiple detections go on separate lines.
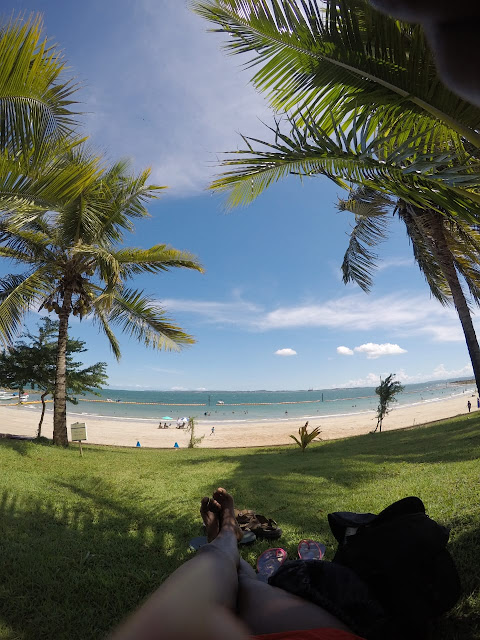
329, 496, 461, 637
270, 497, 461, 639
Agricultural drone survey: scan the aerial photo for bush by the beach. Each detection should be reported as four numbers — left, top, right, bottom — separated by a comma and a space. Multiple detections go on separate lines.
1, 413, 479, 639
290, 422, 322, 451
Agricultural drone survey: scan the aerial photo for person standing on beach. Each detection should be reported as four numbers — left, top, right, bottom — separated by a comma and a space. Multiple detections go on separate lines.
467, 400, 472, 413
210, 426, 215, 436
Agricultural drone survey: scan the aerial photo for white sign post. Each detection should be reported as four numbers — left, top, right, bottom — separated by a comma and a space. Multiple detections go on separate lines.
71, 422, 87, 456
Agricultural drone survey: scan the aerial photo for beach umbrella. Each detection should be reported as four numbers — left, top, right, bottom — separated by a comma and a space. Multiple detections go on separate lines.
161, 416, 173, 420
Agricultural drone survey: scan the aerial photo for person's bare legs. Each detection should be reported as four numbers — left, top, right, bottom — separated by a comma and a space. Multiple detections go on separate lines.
237, 558, 353, 636
195, 488, 243, 609
110, 488, 248, 640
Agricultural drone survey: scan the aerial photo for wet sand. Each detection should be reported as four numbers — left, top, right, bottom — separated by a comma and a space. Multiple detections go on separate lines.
0, 391, 476, 449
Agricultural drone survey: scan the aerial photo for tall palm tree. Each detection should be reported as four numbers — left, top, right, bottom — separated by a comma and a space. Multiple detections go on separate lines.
190, 103, 480, 390
0, 13, 80, 163
0, 154, 203, 445
194, 0, 480, 389
340, 188, 480, 387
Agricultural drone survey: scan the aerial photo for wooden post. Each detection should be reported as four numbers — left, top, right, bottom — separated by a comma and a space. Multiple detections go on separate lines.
78, 440, 83, 457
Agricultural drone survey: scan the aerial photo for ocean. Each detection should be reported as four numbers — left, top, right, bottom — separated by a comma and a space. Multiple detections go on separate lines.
19, 379, 476, 424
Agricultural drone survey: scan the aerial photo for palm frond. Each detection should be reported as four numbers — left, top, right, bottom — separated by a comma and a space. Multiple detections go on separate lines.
0, 145, 102, 221
114, 245, 204, 277
0, 14, 81, 162
396, 206, 452, 305
0, 268, 53, 344
209, 116, 480, 222
102, 287, 195, 353
92, 306, 121, 360
193, 0, 480, 149
339, 189, 392, 291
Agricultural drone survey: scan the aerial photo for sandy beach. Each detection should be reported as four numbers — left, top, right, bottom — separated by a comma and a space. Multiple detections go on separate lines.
0, 390, 476, 449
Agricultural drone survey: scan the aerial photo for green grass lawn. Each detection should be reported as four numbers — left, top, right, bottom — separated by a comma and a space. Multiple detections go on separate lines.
1, 414, 480, 639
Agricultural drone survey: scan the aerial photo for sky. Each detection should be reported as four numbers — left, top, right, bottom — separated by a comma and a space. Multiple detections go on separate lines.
3, 0, 476, 390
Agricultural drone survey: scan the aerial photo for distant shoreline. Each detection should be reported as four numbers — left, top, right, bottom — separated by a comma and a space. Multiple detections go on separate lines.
0, 388, 475, 449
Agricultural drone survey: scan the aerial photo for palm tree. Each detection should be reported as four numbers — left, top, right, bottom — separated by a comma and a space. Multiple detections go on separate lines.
193, 0, 480, 390
340, 188, 480, 388
0, 13, 80, 163
0, 154, 203, 445
193, 0, 480, 153
195, 109, 480, 386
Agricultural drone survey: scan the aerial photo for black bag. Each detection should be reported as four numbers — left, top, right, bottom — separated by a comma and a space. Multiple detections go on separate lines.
329, 496, 461, 637
270, 497, 461, 640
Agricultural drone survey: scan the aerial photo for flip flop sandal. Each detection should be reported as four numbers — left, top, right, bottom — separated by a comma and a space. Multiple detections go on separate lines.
298, 539, 326, 560
256, 548, 287, 582
239, 531, 257, 545
251, 514, 283, 540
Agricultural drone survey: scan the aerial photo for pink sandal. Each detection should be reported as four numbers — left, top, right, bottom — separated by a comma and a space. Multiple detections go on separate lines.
298, 539, 325, 560
256, 547, 287, 582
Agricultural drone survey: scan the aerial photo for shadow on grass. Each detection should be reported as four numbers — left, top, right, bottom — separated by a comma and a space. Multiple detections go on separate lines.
1, 415, 480, 639
0, 481, 195, 640
434, 514, 480, 639
177, 413, 480, 488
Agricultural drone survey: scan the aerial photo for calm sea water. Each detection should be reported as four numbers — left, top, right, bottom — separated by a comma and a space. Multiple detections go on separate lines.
20, 379, 475, 424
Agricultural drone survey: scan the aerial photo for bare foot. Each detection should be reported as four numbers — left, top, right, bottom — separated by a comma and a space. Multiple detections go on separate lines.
213, 487, 243, 542
200, 497, 220, 542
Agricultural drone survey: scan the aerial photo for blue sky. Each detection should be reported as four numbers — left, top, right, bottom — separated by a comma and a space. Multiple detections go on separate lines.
4, 0, 474, 390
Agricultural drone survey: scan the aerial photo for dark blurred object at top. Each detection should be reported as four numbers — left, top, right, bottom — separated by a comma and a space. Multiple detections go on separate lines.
371, 0, 480, 106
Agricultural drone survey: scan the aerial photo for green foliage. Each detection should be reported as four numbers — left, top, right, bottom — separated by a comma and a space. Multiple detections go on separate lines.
290, 421, 322, 452
0, 155, 203, 351
339, 189, 480, 306
193, 0, 480, 151
0, 414, 479, 639
375, 374, 405, 433
0, 318, 108, 437
186, 416, 205, 448
0, 13, 81, 165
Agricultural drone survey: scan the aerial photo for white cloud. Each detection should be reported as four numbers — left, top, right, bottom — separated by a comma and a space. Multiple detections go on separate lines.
161, 292, 465, 343
354, 343, 407, 359
171, 386, 187, 391
337, 346, 354, 356
81, 2, 273, 195
275, 348, 297, 356
337, 363, 473, 388
377, 257, 414, 271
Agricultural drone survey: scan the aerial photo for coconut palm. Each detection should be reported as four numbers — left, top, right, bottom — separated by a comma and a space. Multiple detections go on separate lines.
193, 0, 480, 153
194, 0, 480, 390
0, 13, 80, 163
0, 154, 203, 445
340, 188, 480, 388
201, 108, 480, 389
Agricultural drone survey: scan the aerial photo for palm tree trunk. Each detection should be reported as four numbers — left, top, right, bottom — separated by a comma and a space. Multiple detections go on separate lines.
415, 210, 480, 393
53, 290, 72, 446
37, 391, 48, 439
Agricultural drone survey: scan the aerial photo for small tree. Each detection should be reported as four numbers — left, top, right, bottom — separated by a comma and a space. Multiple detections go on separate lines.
0, 319, 108, 438
0, 343, 32, 400
290, 421, 322, 452
374, 374, 404, 433
186, 416, 204, 449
